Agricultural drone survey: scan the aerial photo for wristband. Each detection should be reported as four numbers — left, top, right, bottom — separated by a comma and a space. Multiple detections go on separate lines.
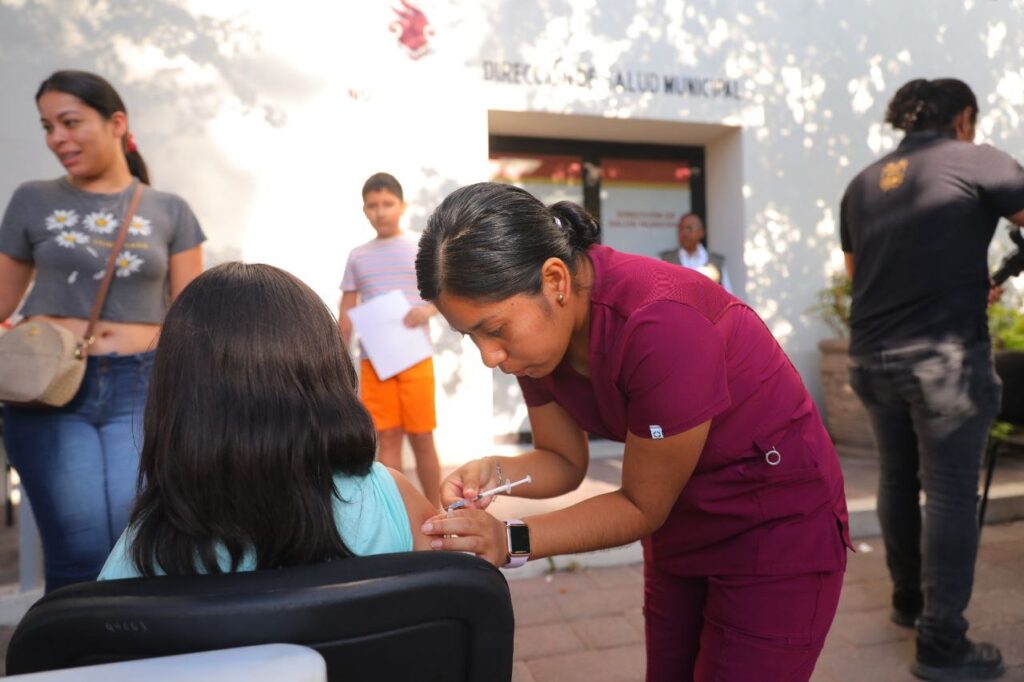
503, 519, 530, 568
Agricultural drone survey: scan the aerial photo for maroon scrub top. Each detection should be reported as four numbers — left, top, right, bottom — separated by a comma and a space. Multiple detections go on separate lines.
519, 245, 852, 576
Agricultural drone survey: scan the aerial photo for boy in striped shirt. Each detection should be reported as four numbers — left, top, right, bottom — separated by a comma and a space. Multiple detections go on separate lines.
339, 173, 441, 508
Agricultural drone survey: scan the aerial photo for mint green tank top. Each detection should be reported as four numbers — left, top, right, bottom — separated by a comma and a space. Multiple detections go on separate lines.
98, 463, 413, 580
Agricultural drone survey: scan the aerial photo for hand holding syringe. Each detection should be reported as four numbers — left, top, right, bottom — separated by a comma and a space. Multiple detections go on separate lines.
446, 475, 533, 512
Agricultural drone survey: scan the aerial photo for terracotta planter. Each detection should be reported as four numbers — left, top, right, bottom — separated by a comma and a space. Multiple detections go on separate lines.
818, 338, 877, 458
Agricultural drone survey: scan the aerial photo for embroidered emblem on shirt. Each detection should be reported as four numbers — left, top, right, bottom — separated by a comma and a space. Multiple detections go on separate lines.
649, 425, 664, 439
879, 159, 909, 192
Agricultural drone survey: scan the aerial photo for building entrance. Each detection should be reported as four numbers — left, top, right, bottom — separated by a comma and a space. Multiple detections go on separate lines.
489, 136, 705, 259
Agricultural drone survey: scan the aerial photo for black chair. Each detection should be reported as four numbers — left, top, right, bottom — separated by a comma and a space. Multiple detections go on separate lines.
979, 350, 1024, 530
5, 551, 514, 681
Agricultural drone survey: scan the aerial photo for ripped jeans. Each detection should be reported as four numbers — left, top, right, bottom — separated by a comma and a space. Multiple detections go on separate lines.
849, 340, 1000, 662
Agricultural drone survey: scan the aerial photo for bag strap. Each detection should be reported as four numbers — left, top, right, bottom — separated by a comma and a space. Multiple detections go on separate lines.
77, 182, 145, 358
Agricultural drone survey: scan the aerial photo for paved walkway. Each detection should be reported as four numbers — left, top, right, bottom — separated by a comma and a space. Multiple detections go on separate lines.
0, 445, 1022, 679
506, 520, 1024, 682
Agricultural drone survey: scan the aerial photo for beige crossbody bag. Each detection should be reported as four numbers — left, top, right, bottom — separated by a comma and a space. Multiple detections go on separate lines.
0, 183, 144, 407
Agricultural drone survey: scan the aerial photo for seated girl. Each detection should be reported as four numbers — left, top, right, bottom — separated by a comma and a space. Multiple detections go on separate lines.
99, 262, 438, 578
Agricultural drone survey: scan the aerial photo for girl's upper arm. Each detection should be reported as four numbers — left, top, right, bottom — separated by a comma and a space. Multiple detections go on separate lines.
0, 253, 34, 321
388, 467, 440, 550
168, 244, 203, 301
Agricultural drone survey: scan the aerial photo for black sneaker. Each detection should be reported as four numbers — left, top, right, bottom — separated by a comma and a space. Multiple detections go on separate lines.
891, 608, 920, 628
911, 641, 1005, 681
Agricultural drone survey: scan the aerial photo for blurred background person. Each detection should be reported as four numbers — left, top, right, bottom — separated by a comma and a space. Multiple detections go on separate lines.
841, 77, 1024, 681
660, 212, 733, 294
0, 70, 205, 591
339, 172, 442, 509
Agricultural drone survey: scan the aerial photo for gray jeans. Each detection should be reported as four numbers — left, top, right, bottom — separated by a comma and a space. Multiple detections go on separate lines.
848, 340, 1000, 662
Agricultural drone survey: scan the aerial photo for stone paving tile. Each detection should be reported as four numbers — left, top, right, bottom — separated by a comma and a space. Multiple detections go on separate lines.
555, 585, 643, 620
812, 638, 856, 680
841, 546, 891, 585
622, 607, 645, 637
966, 586, 1024, 630
513, 594, 565, 627
569, 615, 644, 649
514, 622, 586, 660
973, 619, 1024, 668
973, 560, 1024, 591
0, 625, 11, 676
836, 577, 890, 613
508, 570, 598, 600
829, 608, 914, 648
586, 566, 644, 590
511, 660, 538, 682
978, 540, 1024, 564
523, 644, 645, 682
977, 521, 1024, 543
826, 639, 918, 682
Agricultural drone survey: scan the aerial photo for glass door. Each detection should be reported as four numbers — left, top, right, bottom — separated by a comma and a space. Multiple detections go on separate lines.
599, 158, 693, 259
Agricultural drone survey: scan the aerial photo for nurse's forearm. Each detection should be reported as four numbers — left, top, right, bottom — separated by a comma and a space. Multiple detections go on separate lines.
488, 448, 587, 499
523, 490, 655, 560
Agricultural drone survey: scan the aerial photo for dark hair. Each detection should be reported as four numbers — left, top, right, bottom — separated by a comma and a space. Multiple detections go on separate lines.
884, 78, 978, 133
36, 70, 150, 184
362, 172, 404, 201
128, 262, 377, 576
417, 182, 600, 302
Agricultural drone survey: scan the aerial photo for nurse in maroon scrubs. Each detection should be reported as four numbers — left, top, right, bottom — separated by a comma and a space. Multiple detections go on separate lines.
417, 183, 852, 682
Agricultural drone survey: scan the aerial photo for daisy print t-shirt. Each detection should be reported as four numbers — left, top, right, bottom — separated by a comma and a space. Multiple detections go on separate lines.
0, 178, 205, 324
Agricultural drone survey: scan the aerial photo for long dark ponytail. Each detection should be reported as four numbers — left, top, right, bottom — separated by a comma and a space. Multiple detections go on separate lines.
416, 182, 600, 302
885, 78, 978, 134
36, 70, 150, 184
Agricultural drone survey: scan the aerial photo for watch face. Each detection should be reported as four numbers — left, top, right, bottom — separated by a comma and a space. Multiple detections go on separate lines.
507, 523, 530, 555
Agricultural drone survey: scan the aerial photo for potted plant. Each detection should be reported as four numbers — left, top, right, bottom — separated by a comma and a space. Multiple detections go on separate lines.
810, 272, 879, 458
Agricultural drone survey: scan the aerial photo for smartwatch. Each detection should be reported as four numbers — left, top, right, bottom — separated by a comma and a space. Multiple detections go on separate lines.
503, 519, 531, 568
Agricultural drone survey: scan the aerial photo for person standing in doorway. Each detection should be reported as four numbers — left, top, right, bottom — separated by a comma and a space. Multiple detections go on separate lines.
842, 78, 1024, 681
339, 172, 442, 509
659, 212, 733, 294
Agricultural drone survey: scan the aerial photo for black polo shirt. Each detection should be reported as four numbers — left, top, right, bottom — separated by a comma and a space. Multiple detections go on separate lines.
840, 131, 1024, 356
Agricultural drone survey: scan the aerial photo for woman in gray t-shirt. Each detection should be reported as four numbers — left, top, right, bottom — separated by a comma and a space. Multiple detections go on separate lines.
0, 70, 205, 591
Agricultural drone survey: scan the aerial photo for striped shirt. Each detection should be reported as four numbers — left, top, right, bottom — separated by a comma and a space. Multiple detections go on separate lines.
341, 232, 425, 307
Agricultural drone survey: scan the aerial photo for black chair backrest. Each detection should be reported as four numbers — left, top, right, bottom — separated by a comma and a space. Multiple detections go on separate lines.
995, 350, 1024, 425
6, 551, 513, 682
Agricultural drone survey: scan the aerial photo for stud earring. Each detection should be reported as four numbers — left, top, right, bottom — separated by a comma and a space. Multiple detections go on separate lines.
557, 293, 565, 304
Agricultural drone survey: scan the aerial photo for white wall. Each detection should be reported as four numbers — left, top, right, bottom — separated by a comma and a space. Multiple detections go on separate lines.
3, 1, 1024, 461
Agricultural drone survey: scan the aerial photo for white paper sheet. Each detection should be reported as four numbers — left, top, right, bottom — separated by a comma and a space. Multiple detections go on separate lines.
347, 289, 432, 380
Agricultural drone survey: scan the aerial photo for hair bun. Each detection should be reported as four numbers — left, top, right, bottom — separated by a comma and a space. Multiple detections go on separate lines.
549, 201, 600, 251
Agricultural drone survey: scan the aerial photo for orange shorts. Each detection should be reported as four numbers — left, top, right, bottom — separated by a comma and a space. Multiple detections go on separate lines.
360, 358, 436, 433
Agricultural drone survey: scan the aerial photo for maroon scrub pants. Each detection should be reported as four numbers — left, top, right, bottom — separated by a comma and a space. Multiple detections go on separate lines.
643, 563, 844, 681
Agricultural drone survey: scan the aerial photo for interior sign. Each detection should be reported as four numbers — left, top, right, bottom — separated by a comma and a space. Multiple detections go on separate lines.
481, 59, 744, 100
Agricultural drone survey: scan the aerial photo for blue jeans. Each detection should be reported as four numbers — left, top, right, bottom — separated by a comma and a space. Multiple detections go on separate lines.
848, 340, 1000, 662
4, 351, 154, 592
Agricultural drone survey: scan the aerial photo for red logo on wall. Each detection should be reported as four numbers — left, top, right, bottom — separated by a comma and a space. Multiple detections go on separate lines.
391, 0, 433, 60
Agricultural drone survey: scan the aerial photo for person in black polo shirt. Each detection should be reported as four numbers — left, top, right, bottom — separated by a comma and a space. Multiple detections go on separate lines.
841, 78, 1024, 681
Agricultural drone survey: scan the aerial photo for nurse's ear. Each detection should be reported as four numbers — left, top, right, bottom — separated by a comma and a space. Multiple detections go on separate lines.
540, 257, 571, 305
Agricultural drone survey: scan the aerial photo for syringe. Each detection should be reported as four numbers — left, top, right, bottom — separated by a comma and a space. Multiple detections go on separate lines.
446, 475, 533, 512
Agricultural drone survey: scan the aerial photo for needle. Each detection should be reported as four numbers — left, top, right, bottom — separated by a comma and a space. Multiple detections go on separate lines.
447, 475, 533, 511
